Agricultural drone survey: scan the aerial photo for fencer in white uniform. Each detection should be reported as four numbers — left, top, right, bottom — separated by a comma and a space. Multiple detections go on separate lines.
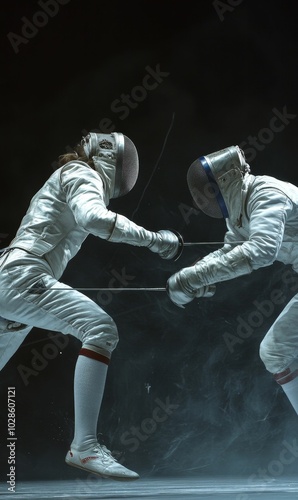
167, 145, 298, 417
0, 132, 180, 480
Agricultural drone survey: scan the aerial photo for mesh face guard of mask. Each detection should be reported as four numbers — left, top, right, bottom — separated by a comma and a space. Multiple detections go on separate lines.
81, 132, 139, 198
187, 145, 249, 218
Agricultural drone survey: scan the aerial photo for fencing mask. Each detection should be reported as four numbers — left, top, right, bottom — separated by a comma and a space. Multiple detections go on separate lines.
82, 132, 139, 198
187, 145, 249, 219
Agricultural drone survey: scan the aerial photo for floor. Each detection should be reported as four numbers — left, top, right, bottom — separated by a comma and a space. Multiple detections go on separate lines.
1, 477, 298, 499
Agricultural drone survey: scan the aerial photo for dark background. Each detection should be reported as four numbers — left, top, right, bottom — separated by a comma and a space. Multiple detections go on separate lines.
1, 0, 298, 484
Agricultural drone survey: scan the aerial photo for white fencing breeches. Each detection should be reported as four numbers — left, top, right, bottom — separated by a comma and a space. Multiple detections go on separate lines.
259, 292, 298, 374
0, 249, 119, 370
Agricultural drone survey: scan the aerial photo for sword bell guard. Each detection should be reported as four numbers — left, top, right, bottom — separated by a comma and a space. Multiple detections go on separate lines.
168, 229, 184, 261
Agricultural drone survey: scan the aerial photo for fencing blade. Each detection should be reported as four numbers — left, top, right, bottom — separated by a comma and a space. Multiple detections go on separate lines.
182, 240, 298, 247
182, 240, 246, 246
64, 287, 167, 292
183, 241, 225, 246
0, 287, 167, 292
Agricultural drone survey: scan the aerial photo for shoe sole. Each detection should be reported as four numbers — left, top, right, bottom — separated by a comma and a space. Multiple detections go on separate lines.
65, 458, 140, 481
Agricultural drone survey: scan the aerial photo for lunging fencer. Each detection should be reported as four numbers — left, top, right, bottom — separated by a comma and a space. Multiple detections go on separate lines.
0, 132, 180, 480
167, 145, 298, 418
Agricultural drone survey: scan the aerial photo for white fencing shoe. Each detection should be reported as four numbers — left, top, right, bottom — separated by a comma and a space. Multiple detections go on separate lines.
65, 443, 139, 481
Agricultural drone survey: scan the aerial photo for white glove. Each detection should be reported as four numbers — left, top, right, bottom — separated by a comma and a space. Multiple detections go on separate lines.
108, 216, 182, 260
166, 267, 216, 308
148, 230, 180, 260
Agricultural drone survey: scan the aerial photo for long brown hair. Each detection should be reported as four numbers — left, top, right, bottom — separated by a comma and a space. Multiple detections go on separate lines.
57, 144, 95, 168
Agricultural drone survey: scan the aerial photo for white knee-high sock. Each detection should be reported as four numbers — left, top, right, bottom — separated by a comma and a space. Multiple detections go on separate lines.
274, 365, 298, 415
72, 350, 109, 450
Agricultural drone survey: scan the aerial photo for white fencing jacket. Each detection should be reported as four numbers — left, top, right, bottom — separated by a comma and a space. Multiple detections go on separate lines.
8, 160, 158, 279
186, 172, 298, 289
